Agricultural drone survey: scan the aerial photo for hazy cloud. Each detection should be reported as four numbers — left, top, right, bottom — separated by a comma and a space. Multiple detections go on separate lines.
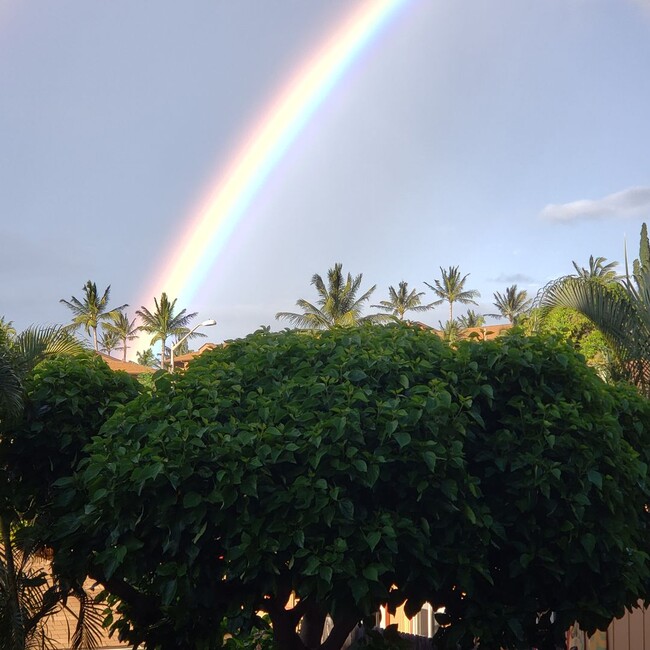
490, 273, 536, 284
540, 186, 650, 222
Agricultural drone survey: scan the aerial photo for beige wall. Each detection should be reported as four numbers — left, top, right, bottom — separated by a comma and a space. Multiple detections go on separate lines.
607, 604, 650, 650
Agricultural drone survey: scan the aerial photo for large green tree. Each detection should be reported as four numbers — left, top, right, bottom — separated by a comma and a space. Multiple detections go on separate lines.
276, 263, 387, 329
136, 294, 198, 370
540, 223, 650, 393
425, 266, 480, 322
48, 327, 650, 650
371, 281, 432, 321
60, 281, 127, 352
489, 285, 532, 324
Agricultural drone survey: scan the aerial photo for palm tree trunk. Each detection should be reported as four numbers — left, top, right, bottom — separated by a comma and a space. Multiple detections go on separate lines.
449, 302, 453, 322
122, 337, 127, 362
161, 338, 166, 370
92, 327, 98, 352
1, 513, 25, 650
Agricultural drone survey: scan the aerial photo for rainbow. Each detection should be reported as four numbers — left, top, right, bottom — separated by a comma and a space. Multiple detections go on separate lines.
138, 0, 410, 323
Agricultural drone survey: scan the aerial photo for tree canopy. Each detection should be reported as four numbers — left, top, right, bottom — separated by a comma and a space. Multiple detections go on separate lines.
42, 326, 650, 650
276, 263, 387, 329
425, 266, 480, 322
371, 281, 432, 321
60, 281, 127, 352
136, 293, 198, 370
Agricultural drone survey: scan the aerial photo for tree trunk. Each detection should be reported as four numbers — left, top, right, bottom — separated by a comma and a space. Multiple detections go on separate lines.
1, 514, 25, 650
300, 605, 327, 649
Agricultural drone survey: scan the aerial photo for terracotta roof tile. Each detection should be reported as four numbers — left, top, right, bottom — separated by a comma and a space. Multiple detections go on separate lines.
97, 352, 156, 375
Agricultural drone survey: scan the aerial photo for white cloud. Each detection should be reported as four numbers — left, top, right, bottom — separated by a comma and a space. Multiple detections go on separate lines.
540, 186, 650, 222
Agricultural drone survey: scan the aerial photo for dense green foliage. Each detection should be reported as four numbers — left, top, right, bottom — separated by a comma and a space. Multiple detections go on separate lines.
541, 224, 650, 393
5, 353, 141, 519
46, 326, 650, 650
522, 307, 613, 375
0, 350, 139, 650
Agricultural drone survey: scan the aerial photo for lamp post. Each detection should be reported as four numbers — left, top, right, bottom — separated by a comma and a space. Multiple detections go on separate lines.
170, 319, 216, 373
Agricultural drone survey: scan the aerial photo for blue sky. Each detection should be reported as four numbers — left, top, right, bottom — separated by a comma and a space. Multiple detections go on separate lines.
2, 0, 650, 353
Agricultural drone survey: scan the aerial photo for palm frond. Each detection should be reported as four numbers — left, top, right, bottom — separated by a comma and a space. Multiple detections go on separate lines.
277, 264, 382, 329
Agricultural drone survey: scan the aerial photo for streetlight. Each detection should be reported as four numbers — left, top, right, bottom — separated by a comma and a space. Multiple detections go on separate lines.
170, 319, 217, 372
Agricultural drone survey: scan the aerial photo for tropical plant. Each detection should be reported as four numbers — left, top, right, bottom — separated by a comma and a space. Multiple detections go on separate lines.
457, 309, 485, 329
0, 325, 83, 424
489, 285, 532, 324
438, 319, 462, 344
0, 538, 59, 650
2, 353, 140, 650
60, 281, 127, 351
540, 223, 650, 393
0, 327, 86, 650
276, 263, 388, 329
425, 266, 480, 322
98, 327, 120, 356
371, 281, 432, 321
572, 255, 620, 283
0, 319, 16, 340
136, 293, 198, 370
102, 312, 139, 362
136, 348, 159, 368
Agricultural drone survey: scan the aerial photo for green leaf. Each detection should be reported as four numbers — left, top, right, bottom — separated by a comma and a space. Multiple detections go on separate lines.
183, 491, 202, 508
581, 533, 596, 556
587, 469, 603, 490
423, 451, 437, 473
366, 531, 381, 551
394, 431, 411, 448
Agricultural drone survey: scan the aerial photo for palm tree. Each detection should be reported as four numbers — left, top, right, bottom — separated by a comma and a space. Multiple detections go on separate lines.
136, 293, 198, 370
136, 348, 159, 368
438, 319, 462, 344
572, 255, 620, 283
371, 281, 433, 321
102, 312, 139, 362
489, 285, 533, 324
276, 263, 388, 329
60, 281, 127, 352
1, 326, 83, 423
98, 327, 120, 356
425, 266, 480, 322
458, 309, 485, 329
540, 224, 650, 393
